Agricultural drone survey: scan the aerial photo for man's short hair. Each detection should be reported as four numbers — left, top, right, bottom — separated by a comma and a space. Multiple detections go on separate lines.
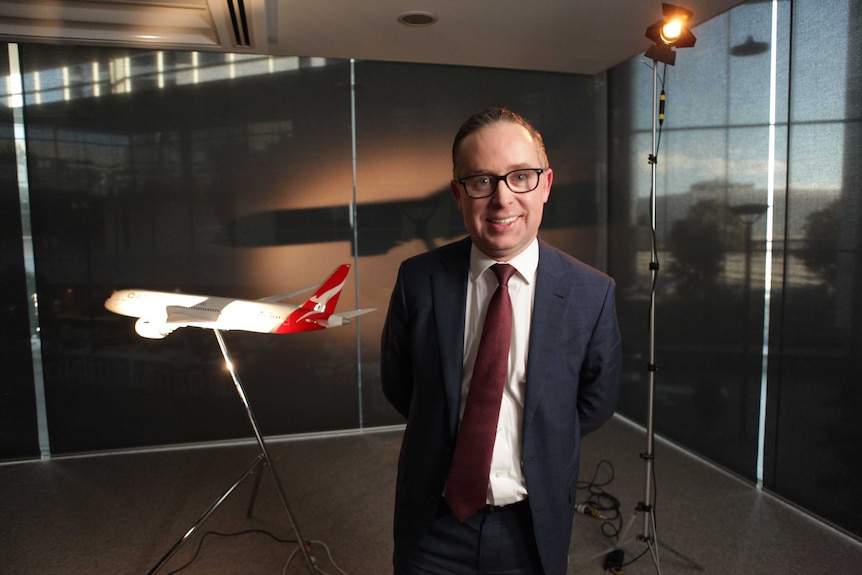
451, 107, 549, 176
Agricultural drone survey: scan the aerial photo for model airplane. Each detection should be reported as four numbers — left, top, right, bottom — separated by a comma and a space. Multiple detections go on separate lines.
105, 264, 373, 339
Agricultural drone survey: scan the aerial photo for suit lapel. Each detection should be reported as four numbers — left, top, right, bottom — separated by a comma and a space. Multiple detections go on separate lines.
523, 243, 569, 432
431, 239, 471, 439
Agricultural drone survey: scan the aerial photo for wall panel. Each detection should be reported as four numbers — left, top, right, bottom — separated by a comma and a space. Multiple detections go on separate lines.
0, 43, 41, 460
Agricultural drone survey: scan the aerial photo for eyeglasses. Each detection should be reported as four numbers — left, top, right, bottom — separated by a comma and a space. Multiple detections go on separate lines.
456, 168, 544, 199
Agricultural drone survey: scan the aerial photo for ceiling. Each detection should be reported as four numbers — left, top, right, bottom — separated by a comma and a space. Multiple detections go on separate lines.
0, 0, 746, 75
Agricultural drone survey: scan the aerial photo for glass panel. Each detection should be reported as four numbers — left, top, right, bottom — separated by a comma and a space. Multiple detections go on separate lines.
612, 0, 862, 538
19, 47, 610, 453
353, 61, 609, 427
769, 0, 862, 537
0, 43, 41, 461
21, 46, 359, 452
610, 1, 780, 480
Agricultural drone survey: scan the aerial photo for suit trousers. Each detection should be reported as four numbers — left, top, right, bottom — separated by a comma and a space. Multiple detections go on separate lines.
396, 499, 545, 575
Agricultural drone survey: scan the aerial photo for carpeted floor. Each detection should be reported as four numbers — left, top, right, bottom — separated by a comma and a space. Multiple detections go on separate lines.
1, 416, 860, 574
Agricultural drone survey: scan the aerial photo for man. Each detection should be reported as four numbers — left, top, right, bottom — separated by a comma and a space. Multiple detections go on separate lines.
381, 107, 622, 575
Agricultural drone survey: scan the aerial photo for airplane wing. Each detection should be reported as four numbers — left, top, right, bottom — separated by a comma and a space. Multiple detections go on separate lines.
165, 305, 220, 325
306, 308, 376, 329
336, 308, 376, 320
256, 282, 324, 304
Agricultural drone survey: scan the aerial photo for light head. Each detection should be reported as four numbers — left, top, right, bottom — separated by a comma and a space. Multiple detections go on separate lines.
645, 3, 697, 65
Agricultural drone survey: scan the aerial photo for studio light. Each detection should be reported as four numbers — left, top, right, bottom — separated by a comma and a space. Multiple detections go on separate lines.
645, 3, 697, 65
596, 2, 701, 573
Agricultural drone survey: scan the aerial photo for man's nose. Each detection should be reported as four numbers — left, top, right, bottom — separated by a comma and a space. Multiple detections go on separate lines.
491, 178, 514, 201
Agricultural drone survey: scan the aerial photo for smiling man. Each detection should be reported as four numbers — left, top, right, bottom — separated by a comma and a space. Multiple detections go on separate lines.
451, 113, 552, 262
381, 107, 622, 575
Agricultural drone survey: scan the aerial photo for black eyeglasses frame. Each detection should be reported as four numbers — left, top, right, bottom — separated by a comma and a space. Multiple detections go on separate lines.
456, 168, 545, 199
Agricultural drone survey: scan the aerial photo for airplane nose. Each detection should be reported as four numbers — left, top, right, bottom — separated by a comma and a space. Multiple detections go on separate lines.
105, 294, 119, 312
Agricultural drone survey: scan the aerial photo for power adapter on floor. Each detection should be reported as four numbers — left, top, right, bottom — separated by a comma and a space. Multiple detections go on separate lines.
604, 549, 624, 572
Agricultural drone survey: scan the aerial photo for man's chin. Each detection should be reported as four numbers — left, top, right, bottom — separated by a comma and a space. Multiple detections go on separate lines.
475, 238, 530, 261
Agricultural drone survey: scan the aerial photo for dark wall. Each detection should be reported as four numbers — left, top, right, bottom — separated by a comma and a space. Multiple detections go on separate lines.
0, 45, 41, 460
764, 0, 862, 536
1, 48, 607, 454
608, 0, 862, 538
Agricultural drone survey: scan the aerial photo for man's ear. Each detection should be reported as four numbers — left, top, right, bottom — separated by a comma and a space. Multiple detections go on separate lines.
450, 179, 463, 210
542, 168, 554, 203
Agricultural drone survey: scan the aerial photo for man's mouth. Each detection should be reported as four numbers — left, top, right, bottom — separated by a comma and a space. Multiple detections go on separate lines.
489, 216, 518, 225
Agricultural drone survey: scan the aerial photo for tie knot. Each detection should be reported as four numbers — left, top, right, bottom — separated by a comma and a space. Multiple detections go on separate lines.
491, 263, 516, 287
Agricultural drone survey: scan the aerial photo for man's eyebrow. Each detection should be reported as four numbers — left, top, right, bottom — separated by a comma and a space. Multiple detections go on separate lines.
461, 163, 535, 175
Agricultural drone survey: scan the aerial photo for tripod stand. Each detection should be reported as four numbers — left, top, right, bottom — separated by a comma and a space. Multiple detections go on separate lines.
147, 329, 317, 574
580, 59, 705, 575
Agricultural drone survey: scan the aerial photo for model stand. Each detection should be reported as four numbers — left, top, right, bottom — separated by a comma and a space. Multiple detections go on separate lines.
147, 329, 317, 574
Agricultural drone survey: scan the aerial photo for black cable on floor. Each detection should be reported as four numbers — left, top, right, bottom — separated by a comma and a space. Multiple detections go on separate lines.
577, 459, 623, 540
164, 528, 297, 574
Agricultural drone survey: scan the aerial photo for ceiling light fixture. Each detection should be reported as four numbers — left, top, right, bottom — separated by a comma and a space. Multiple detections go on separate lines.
397, 11, 438, 27
644, 3, 697, 65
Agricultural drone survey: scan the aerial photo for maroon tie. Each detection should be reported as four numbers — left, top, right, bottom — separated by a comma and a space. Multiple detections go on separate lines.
445, 263, 516, 522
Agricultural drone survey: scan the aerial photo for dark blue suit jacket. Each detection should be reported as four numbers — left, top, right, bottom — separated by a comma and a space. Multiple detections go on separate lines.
381, 237, 622, 575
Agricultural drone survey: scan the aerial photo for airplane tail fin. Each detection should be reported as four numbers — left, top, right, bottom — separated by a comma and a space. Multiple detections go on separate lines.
276, 264, 376, 333
297, 264, 351, 316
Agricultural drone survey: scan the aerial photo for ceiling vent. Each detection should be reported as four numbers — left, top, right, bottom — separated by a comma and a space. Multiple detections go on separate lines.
0, 0, 228, 50
225, 0, 251, 47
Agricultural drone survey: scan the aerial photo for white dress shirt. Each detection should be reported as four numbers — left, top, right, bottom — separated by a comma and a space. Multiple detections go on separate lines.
460, 238, 538, 506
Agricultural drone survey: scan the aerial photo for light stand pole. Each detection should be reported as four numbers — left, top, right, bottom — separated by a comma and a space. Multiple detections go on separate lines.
582, 57, 702, 574
602, 5, 704, 574
599, 59, 663, 572
639, 55, 662, 561
638, 4, 711, 572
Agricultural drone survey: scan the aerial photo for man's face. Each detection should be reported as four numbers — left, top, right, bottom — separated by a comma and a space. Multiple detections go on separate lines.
451, 121, 553, 261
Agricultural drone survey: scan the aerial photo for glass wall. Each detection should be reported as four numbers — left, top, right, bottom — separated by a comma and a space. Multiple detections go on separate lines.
766, 0, 862, 536
1, 46, 608, 454
20, 49, 359, 452
0, 44, 41, 460
610, 0, 786, 480
353, 61, 608, 427
609, 0, 862, 538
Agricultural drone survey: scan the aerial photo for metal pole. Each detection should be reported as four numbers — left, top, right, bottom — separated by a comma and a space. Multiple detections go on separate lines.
213, 329, 317, 573
641, 59, 659, 549
147, 455, 265, 575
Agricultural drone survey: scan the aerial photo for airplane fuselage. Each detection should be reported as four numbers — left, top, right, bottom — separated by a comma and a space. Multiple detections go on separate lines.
106, 290, 351, 338
104, 264, 371, 339
107, 290, 314, 331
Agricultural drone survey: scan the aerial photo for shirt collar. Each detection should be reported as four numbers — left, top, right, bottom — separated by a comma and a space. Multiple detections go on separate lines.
469, 238, 539, 285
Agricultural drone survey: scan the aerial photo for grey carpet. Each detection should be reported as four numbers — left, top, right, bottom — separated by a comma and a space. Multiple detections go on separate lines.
1, 416, 860, 574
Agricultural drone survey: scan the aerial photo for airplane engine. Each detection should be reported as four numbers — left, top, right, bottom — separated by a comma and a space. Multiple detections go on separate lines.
135, 318, 173, 339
